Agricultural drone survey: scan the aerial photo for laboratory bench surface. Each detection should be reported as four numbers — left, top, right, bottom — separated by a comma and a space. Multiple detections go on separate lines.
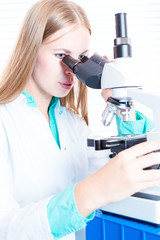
86, 210, 160, 240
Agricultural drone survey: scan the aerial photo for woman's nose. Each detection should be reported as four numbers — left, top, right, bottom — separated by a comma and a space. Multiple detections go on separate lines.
64, 67, 74, 76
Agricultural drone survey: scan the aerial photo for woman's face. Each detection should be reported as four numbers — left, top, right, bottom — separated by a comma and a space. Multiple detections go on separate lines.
28, 24, 90, 100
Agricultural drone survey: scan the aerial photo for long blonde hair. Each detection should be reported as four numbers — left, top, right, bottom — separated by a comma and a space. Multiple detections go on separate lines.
0, 0, 91, 124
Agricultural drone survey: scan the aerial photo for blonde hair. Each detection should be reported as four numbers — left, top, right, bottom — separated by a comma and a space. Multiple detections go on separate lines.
0, 0, 91, 124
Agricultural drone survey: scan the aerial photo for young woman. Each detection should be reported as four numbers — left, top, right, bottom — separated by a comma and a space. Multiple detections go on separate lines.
0, 0, 159, 239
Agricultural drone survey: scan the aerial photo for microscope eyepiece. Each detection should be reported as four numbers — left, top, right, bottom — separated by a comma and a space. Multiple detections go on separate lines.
62, 54, 104, 89
62, 55, 80, 73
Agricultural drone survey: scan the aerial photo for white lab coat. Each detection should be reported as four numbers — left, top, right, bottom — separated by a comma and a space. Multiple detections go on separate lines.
0, 94, 109, 240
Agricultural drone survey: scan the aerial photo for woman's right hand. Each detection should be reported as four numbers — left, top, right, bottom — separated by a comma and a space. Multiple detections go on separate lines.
75, 140, 160, 217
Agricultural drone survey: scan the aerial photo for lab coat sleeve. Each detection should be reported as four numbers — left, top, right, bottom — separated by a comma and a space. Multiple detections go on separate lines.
116, 110, 153, 135
0, 121, 53, 240
47, 184, 95, 240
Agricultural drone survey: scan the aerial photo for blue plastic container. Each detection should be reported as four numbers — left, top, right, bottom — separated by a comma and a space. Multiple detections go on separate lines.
86, 210, 160, 240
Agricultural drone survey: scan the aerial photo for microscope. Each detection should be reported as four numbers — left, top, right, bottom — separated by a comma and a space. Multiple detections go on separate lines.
62, 13, 160, 226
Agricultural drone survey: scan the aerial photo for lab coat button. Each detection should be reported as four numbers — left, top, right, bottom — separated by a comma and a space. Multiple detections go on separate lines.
64, 147, 67, 151
59, 111, 63, 115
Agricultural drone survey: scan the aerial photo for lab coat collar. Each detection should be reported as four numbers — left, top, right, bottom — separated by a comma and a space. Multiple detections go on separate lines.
18, 92, 64, 115
22, 90, 37, 107
22, 91, 59, 110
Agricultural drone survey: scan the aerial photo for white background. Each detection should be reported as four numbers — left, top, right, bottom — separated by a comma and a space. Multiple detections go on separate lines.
0, 0, 160, 136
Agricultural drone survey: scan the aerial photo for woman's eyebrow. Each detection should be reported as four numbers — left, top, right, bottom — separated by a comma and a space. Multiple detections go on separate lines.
80, 49, 89, 55
52, 48, 72, 54
52, 48, 89, 55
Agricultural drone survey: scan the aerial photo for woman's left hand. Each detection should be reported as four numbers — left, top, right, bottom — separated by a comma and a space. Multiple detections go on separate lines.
101, 89, 112, 102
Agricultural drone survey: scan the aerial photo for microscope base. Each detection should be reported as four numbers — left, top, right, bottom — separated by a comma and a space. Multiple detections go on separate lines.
101, 191, 160, 226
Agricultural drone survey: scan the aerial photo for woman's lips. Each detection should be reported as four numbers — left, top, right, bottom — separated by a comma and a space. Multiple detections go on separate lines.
59, 82, 73, 90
